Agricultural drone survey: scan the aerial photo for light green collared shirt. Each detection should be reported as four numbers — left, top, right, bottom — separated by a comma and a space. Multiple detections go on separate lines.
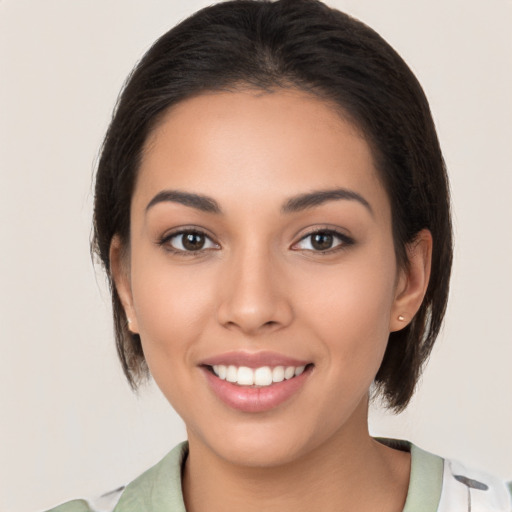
47, 440, 511, 512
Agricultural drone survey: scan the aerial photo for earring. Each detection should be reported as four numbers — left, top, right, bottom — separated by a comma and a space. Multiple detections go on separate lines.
397, 315, 406, 322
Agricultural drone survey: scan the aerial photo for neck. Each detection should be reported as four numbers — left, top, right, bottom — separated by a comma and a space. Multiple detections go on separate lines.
182, 402, 411, 512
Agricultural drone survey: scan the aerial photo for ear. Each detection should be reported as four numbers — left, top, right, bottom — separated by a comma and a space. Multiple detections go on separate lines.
110, 235, 139, 334
389, 229, 432, 332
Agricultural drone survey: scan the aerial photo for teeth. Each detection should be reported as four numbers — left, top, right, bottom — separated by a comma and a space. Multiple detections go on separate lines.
284, 366, 295, 380
254, 366, 272, 386
226, 365, 237, 383
237, 366, 254, 385
211, 364, 308, 386
217, 365, 227, 380
272, 366, 285, 383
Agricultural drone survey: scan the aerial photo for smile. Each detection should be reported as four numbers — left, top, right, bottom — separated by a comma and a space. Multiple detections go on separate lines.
201, 354, 313, 413
210, 364, 306, 387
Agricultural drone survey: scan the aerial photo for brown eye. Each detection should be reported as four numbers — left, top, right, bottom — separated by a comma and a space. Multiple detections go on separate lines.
294, 229, 353, 253
182, 232, 206, 250
311, 232, 334, 251
165, 230, 218, 253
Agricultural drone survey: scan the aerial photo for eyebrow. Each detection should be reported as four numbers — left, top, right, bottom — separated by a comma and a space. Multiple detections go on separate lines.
145, 187, 373, 216
281, 188, 373, 216
146, 190, 222, 214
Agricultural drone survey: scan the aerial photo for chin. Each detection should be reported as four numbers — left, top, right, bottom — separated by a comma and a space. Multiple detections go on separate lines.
214, 437, 310, 468
189, 414, 338, 470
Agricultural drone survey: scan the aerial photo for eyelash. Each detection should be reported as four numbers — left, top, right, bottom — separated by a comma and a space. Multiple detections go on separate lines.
158, 228, 354, 256
158, 228, 219, 256
293, 228, 354, 254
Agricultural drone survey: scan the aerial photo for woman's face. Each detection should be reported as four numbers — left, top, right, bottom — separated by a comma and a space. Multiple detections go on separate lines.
115, 89, 417, 467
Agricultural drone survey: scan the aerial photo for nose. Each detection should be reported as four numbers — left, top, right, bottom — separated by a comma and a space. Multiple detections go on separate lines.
216, 245, 294, 336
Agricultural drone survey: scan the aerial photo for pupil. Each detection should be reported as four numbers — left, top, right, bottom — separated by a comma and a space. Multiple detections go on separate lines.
312, 233, 333, 250
183, 233, 205, 250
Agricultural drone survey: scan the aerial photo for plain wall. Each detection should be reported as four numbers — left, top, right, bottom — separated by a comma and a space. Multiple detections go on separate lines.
0, 1, 511, 511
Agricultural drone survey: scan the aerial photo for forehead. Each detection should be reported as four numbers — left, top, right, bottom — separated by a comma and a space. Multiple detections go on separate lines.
135, 89, 388, 217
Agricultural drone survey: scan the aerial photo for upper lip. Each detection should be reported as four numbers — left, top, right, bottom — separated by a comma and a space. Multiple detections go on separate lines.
200, 351, 311, 368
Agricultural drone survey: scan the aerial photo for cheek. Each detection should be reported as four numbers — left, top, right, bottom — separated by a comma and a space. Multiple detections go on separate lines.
129, 262, 219, 419
129, 257, 216, 365
294, 250, 397, 364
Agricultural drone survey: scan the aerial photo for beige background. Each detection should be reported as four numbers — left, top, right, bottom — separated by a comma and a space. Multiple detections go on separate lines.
0, 1, 511, 511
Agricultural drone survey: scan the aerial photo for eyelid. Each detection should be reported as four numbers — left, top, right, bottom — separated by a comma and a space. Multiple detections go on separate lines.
156, 225, 353, 256
291, 227, 354, 253
158, 226, 220, 255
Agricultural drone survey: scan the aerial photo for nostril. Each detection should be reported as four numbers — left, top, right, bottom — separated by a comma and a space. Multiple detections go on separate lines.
216, 290, 294, 334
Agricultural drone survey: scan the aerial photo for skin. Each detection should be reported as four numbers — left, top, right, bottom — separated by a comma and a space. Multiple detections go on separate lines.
111, 89, 432, 512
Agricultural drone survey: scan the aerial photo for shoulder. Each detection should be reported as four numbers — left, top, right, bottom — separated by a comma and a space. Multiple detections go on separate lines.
407, 440, 511, 512
44, 442, 188, 512
437, 456, 512, 512
43, 440, 512, 512
378, 439, 511, 512
44, 487, 124, 512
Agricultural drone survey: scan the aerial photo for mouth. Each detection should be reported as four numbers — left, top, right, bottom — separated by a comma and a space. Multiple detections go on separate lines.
204, 363, 311, 387
200, 354, 314, 413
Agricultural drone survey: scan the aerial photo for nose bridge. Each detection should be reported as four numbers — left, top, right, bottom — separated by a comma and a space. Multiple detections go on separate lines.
216, 239, 292, 334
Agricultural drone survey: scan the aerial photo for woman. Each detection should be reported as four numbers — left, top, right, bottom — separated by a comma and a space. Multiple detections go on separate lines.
47, 0, 510, 510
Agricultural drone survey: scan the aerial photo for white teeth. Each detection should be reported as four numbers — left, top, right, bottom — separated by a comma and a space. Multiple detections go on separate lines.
284, 366, 295, 380
254, 366, 273, 386
294, 365, 305, 376
211, 364, 308, 386
237, 366, 254, 385
217, 365, 227, 380
226, 365, 238, 383
272, 366, 285, 382
212, 364, 228, 380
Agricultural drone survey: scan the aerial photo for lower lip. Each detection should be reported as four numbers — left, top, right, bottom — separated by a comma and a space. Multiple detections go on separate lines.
202, 366, 312, 413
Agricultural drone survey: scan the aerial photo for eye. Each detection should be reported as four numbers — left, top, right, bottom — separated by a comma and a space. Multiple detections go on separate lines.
161, 230, 219, 253
293, 229, 353, 252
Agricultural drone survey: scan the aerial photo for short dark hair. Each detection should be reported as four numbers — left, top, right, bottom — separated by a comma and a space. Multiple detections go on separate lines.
92, 0, 452, 411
